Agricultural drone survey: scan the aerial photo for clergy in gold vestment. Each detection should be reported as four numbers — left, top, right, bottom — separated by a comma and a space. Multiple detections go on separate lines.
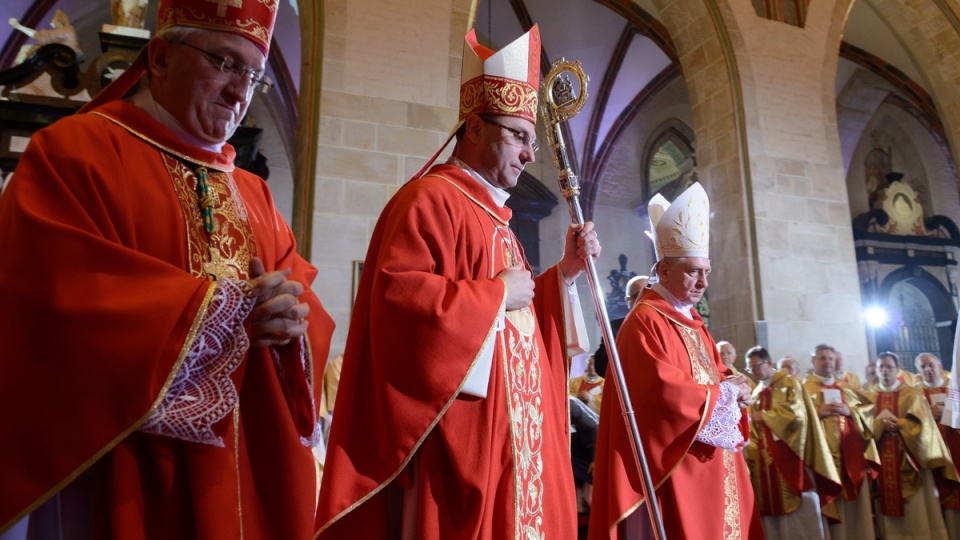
802, 344, 879, 540
745, 346, 840, 540
915, 352, 960, 537
868, 353, 958, 540
835, 351, 862, 391
570, 355, 605, 414
720, 341, 757, 390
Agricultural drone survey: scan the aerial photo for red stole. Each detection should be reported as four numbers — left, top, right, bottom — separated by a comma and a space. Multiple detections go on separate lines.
876, 391, 906, 516
756, 387, 811, 516
832, 382, 873, 501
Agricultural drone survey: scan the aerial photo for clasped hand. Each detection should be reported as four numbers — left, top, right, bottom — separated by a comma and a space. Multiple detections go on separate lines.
818, 402, 851, 418
246, 257, 309, 347
725, 374, 755, 408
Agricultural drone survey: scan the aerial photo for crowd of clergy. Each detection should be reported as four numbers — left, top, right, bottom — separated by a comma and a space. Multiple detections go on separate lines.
570, 342, 960, 540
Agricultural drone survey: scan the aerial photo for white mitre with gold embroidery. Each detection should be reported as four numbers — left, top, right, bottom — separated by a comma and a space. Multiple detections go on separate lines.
415, 25, 541, 178
646, 182, 710, 261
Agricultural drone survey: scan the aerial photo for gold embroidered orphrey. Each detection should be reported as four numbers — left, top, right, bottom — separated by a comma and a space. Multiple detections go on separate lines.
164, 154, 257, 281
674, 320, 744, 540
491, 221, 545, 539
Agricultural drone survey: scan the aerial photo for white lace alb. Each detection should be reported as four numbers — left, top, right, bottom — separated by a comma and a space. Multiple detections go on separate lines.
695, 381, 744, 451
140, 279, 255, 446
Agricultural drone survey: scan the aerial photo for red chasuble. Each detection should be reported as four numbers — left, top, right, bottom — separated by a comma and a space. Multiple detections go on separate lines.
588, 289, 763, 540
0, 101, 334, 539
315, 165, 577, 539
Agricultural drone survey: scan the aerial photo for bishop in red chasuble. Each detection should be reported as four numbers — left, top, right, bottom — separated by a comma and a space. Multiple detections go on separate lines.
589, 183, 763, 540
0, 1, 334, 538
316, 25, 600, 540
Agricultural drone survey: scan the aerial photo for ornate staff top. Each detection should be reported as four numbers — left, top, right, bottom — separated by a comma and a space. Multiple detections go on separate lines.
540, 58, 589, 200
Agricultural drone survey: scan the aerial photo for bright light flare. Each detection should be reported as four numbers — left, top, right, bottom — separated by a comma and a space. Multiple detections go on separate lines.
864, 306, 888, 328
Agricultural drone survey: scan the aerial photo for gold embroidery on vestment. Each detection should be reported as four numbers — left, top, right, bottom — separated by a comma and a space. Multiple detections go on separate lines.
722, 450, 743, 539
163, 155, 257, 279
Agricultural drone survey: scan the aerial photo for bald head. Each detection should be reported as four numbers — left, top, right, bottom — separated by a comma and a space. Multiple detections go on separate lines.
717, 341, 736, 368
915, 352, 943, 385
777, 356, 800, 377
625, 275, 649, 310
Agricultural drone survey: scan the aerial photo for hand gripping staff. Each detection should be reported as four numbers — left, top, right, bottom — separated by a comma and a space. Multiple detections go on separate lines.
541, 58, 667, 540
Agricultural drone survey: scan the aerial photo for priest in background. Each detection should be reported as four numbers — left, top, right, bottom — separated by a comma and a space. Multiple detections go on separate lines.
869, 353, 958, 539
916, 352, 960, 537
744, 346, 840, 539
835, 351, 863, 391
802, 344, 879, 540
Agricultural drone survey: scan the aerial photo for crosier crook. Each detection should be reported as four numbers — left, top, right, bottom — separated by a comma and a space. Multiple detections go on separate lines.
541, 58, 668, 540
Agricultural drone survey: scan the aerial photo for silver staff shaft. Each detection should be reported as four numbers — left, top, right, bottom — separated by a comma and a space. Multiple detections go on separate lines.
541, 59, 667, 540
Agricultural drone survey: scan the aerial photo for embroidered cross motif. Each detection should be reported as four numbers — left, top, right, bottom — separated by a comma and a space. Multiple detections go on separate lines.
205, 0, 242, 17
203, 246, 239, 281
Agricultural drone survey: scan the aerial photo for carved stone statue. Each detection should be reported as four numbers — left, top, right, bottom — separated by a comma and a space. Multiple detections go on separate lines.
9, 9, 83, 65
111, 0, 150, 29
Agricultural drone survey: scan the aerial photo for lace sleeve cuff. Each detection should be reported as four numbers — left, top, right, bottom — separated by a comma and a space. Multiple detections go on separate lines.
695, 381, 745, 451
139, 279, 255, 446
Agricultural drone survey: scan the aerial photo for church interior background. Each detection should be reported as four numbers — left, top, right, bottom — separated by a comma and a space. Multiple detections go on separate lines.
2, 0, 960, 378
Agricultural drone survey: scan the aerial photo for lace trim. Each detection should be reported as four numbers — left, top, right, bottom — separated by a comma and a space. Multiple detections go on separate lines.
140, 279, 255, 446
696, 381, 744, 451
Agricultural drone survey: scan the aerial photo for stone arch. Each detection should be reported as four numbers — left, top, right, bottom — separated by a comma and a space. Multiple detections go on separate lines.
864, 0, 960, 197
876, 265, 957, 367
647, 0, 761, 345
639, 118, 696, 202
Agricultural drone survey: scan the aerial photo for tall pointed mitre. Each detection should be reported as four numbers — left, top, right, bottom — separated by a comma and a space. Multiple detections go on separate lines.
79, 0, 278, 113
646, 182, 710, 261
415, 25, 541, 178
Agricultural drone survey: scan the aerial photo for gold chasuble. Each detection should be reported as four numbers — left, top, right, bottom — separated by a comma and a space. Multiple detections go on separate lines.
867, 385, 958, 515
316, 165, 578, 540
748, 371, 840, 517
922, 385, 960, 509
802, 377, 879, 504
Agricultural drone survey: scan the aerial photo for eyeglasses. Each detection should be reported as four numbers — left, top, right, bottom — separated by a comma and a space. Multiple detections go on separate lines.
171, 41, 273, 95
745, 360, 768, 374
481, 118, 539, 152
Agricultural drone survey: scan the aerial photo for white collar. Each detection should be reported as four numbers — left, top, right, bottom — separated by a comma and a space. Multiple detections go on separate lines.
650, 282, 695, 317
878, 380, 902, 392
447, 156, 510, 208
814, 373, 835, 386
921, 377, 945, 389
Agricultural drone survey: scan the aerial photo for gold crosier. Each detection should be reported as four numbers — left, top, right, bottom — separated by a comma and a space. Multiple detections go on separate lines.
541, 59, 668, 539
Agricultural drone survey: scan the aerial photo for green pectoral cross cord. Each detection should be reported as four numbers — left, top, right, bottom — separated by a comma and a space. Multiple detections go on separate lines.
195, 166, 216, 235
